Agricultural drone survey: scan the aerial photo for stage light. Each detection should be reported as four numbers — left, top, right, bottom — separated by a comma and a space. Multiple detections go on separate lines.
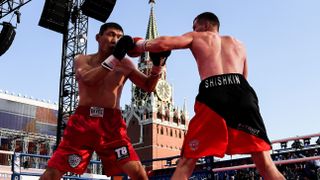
0, 22, 16, 56
77, 33, 87, 44
80, 0, 116, 22
38, 0, 71, 34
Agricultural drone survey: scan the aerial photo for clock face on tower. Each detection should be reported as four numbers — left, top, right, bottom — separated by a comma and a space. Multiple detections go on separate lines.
156, 80, 171, 102
133, 86, 148, 102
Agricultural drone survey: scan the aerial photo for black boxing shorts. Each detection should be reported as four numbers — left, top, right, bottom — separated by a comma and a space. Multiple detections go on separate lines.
182, 73, 271, 158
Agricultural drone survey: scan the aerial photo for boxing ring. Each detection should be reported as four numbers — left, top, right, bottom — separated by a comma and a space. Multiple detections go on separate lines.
0, 151, 319, 179
0, 133, 319, 179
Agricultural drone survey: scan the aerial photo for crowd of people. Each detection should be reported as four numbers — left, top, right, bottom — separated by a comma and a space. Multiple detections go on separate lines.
213, 160, 319, 180
206, 148, 320, 180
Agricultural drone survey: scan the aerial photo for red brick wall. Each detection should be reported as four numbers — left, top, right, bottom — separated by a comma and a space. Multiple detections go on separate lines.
132, 122, 186, 170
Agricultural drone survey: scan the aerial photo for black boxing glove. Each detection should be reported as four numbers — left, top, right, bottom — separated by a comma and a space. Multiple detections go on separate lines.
101, 35, 134, 70
149, 50, 171, 66
113, 35, 135, 60
149, 50, 171, 75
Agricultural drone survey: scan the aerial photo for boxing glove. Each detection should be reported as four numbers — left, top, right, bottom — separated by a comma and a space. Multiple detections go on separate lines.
127, 37, 147, 57
101, 35, 134, 70
113, 35, 135, 60
150, 50, 171, 75
149, 50, 171, 66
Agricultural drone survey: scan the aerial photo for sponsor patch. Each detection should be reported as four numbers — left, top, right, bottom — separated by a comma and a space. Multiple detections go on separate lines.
189, 139, 199, 151
90, 107, 104, 117
68, 154, 82, 168
114, 146, 130, 160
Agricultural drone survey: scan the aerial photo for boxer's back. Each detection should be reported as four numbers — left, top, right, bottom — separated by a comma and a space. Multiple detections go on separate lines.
191, 31, 247, 80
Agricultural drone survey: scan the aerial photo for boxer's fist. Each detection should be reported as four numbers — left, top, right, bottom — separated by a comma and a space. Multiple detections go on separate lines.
113, 35, 134, 60
127, 37, 147, 57
150, 50, 171, 66
101, 35, 134, 71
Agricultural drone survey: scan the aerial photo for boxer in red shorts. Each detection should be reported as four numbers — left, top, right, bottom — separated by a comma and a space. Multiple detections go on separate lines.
46, 106, 140, 176
130, 12, 285, 180
40, 23, 170, 180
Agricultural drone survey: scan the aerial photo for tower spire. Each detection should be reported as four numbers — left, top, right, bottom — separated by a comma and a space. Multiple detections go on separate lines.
140, 0, 159, 63
145, 0, 159, 40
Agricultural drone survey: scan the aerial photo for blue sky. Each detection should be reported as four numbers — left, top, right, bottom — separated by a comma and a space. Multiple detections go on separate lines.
0, 0, 319, 141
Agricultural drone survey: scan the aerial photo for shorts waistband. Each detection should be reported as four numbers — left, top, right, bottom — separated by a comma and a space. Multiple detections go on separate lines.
75, 106, 121, 118
200, 73, 246, 89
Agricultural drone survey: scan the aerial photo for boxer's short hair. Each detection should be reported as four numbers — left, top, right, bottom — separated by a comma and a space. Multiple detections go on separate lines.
99, 22, 123, 35
194, 12, 220, 31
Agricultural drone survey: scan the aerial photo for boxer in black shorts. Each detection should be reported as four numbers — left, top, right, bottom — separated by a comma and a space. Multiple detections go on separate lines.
130, 11, 285, 180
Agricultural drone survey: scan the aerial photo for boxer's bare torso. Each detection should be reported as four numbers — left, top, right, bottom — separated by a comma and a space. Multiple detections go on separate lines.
145, 20, 248, 80
75, 53, 133, 109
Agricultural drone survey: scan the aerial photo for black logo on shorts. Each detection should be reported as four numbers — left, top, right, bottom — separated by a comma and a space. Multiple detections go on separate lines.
114, 146, 130, 160
238, 123, 260, 136
68, 154, 82, 168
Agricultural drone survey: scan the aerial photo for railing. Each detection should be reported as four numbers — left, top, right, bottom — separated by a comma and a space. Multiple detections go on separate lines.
9, 153, 110, 180
0, 133, 319, 179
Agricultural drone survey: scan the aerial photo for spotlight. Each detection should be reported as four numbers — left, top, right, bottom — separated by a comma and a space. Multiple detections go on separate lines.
0, 22, 16, 56
77, 34, 87, 44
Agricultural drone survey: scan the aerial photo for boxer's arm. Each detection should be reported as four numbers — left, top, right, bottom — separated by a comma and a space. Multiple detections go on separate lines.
75, 55, 111, 86
127, 37, 145, 57
243, 57, 248, 79
127, 61, 161, 92
129, 32, 194, 54
146, 32, 194, 52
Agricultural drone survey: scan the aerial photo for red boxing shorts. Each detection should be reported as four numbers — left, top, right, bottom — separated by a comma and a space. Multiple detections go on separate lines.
182, 74, 271, 158
47, 106, 139, 176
